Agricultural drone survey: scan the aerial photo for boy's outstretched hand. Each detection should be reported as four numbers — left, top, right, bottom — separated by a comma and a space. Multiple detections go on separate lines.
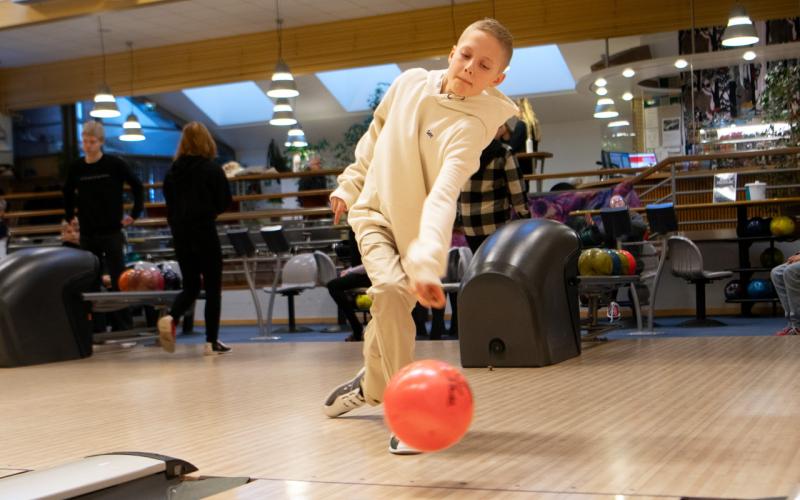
414, 281, 446, 309
330, 196, 347, 224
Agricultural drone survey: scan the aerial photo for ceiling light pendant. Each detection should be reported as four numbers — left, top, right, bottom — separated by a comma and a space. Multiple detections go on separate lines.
674, 58, 689, 69
120, 113, 145, 141
267, 2, 299, 99
742, 50, 757, 61
721, 5, 759, 47
291, 133, 308, 148
287, 123, 304, 137
119, 41, 145, 142
592, 39, 619, 119
622, 92, 634, 101
608, 120, 630, 128
594, 98, 619, 119
90, 17, 120, 119
270, 109, 297, 126
622, 68, 635, 78
273, 98, 293, 113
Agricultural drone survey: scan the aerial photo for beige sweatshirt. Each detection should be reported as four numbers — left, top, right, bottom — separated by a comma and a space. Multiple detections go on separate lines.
331, 68, 518, 286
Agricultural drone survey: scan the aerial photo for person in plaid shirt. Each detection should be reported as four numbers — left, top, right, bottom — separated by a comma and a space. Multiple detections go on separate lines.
459, 124, 530, 252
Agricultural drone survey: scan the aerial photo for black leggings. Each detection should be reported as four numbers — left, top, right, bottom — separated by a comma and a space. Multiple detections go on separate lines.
170, 231, 223, 343
81, 231, 132, 332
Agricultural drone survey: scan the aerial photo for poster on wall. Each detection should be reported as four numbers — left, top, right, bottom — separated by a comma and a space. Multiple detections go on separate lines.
661, 118, 682, 148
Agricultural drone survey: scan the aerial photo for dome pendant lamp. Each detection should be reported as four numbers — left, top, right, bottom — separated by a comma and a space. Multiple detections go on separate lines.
267, 0, 299, 99
90, 17, 121, 119
120, 41, 145, 142
721, 5, 759, 47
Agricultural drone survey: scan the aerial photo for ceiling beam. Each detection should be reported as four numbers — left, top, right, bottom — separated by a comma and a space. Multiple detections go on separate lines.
0, 0, 797, 111
0, 0, 185, 31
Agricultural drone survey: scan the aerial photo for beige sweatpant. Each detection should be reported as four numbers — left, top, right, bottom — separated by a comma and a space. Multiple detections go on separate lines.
355, 224, 418, 406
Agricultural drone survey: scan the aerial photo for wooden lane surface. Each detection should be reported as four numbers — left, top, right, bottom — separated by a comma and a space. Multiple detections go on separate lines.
1, 337, 799, 498
207, 479, 680, 499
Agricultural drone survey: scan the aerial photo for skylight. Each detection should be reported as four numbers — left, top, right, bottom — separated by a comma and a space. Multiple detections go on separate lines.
497, 45, 575, 97
183, 82, 273, 127
316, 64, 402, 112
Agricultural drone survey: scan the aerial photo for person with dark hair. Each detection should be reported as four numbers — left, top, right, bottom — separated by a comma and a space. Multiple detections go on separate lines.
63, 120, 143, 331
157, 121, 233, 355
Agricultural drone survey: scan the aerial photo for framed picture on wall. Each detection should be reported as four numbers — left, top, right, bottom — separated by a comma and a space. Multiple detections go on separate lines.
661, 118, 682, 148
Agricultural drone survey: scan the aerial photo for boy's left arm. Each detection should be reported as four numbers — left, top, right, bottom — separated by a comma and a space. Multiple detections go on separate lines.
406, 123, 486, 287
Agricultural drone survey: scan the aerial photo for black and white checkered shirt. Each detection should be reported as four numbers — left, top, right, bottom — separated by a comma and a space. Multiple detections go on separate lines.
459, 145, 530, 236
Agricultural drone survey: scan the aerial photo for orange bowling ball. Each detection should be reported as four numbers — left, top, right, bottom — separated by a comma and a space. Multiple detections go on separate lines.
383, 359, 474, 452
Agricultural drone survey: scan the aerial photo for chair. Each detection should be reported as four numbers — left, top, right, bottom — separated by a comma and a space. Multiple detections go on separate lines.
667, 235, 733, 327
226, 228, 277, 340
264, 252, 318, 334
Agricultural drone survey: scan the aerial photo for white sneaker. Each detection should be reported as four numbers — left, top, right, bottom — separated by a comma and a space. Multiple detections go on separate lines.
323, 368, 366, 417
388, 434, 422, 455
157, 315, 176, 353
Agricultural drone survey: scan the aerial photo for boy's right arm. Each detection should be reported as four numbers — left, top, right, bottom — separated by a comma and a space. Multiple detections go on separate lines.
330, 79, 399, 219
62, 166, 76, 223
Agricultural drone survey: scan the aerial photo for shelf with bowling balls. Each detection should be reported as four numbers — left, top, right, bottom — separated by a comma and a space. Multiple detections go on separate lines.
118, 261, 182, 292
578, 248, 637, 276
737, 215, 797, 239
723, 278, 779, 303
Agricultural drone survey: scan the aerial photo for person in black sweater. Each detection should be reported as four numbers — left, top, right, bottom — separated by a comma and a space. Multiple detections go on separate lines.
63, 121, 144, 331
157, 121, 233, 355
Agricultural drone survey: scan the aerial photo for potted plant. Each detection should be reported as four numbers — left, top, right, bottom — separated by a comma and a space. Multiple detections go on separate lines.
760, 62, 800, 147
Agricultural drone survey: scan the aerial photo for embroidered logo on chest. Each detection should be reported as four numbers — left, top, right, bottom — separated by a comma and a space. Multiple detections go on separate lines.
426, 129, 434, 138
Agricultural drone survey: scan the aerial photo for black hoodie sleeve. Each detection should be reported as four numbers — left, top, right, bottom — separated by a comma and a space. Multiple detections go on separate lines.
212, 162, 233, 216
118, 158, 144, 219
62, 162, 78, 222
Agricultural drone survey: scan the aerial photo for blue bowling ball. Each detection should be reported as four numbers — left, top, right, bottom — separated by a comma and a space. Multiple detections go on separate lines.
746, 279, 774, 299
746, 217, 772, 237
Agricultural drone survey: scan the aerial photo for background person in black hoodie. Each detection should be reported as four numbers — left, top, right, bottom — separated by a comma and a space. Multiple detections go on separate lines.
158, 122, 233, 355
63, 121, 144, 331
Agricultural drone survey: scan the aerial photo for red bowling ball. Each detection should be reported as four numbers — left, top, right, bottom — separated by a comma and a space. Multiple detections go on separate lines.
383, 359, 474, 452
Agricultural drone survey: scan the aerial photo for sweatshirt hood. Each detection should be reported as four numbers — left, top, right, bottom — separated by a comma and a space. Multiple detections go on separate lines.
171, 155, 208, 180
425, 69, 519, 145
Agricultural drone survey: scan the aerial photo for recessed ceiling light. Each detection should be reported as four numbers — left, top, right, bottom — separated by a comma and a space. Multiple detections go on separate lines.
742, 50, 757, 61
674, 59, 689, 69
622, 68, 635, 78
594, 77, 607, 87
622, 92, 634, 101
595, 87, 608, 96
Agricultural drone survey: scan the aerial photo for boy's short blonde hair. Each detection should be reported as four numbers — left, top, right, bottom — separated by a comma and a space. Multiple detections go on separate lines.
82, 121, 105, 142
459, 18, 513, 68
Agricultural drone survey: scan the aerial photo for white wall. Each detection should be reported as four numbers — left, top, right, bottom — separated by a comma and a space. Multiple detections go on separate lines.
537, 119, 603, 191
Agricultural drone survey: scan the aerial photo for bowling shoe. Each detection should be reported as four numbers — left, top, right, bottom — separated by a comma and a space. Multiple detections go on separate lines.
158, 315, 176, 353
389, 434, 422, 455
323, 367, 366, 417
204, 340, 232, 355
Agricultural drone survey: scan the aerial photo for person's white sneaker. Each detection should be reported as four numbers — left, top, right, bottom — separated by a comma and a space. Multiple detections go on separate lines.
388, 434, 422, 455
323, 368, 366, 417
157, 315, 176, 353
